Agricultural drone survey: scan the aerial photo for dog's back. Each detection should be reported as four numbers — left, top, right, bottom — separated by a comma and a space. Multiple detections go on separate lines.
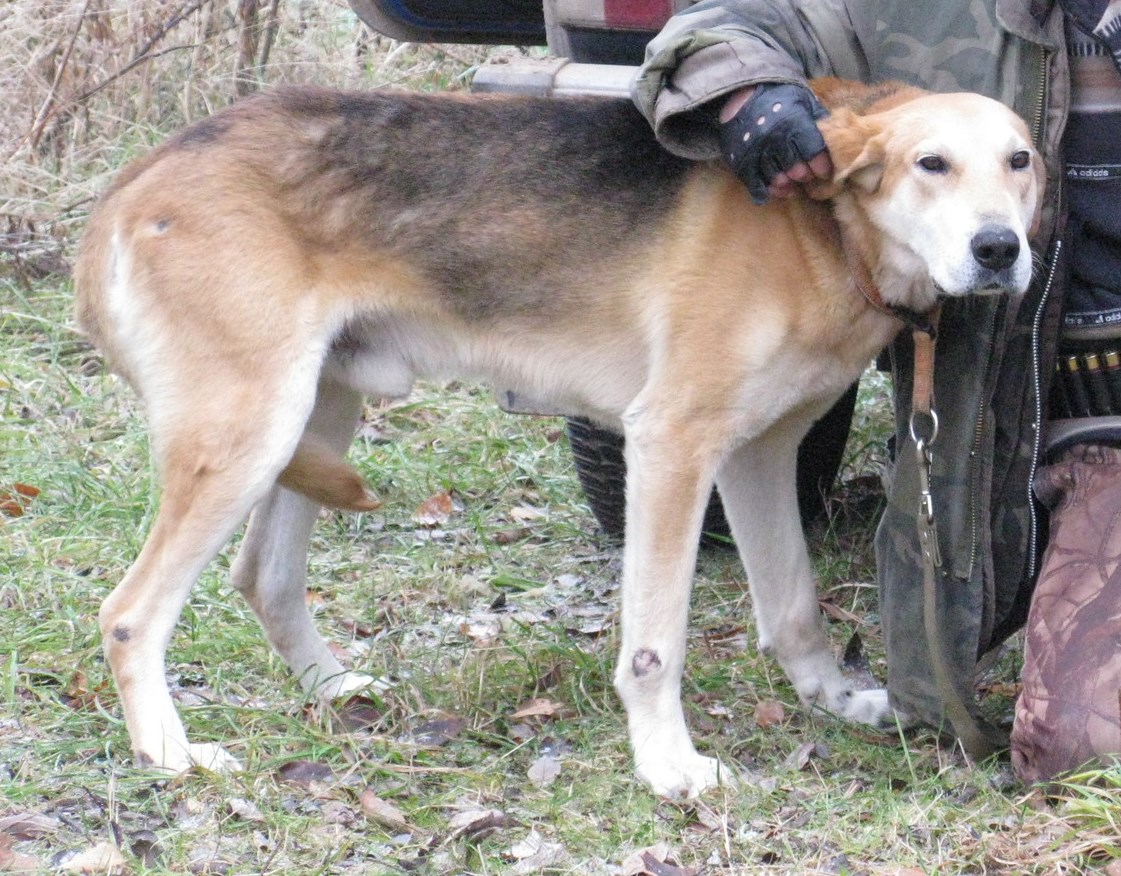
76, 88, 695, 368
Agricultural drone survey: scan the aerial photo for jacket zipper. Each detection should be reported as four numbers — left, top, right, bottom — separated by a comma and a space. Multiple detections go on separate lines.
1027, 44, 1050, 148
1026, 238, 1063, 580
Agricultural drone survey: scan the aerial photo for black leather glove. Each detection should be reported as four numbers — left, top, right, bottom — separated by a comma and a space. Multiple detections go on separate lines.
720, 82, 830, 204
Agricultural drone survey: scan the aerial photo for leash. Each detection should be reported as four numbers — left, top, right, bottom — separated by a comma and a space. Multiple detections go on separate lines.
912, 314, 1009, 761
842, 235, 1008, 760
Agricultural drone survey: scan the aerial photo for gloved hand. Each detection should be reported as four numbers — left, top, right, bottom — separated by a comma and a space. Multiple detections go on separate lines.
720, 82, 830, 204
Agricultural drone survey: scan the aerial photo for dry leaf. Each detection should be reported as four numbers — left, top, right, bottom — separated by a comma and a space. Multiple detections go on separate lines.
333, 695, 383, 731
509, 829, 567, 874
409, 714, 467, 747
276, 759, 335, 786
527, 755, 561, 788
0, 811, 61, 839
510, 505, 545, 522
227, 798, 265, 822
753, 700, 785, 729
359, 790, 410, 831
0, 834, 41, 873
447, 808, 514, 841
319, 801, 357, 826
0, 483, 39, 518
412, 490, 454, 526
511, 698, 563, 720
784, 741, 818, 771
621, 844, 692, 876
61, 841, 125, 874
492, 527, 531, 545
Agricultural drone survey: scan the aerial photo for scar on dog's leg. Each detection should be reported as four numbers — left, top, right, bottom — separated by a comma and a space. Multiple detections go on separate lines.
102, 356, 326, 773
231, 379, 375, 700
101, 442, 277, 773
631, 648, 662, 677
613, 404, 731, 799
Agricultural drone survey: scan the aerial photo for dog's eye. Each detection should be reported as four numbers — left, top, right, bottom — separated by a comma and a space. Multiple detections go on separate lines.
1010, 150, 1032, 170
917, 154, 948, 173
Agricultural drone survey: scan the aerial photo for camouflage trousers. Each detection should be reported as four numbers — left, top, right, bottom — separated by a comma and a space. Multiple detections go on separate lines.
1011, 443, 1121, 784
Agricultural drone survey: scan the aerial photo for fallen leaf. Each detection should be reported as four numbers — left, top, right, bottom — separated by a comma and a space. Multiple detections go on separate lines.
0, 834, 40, 873
459, 617, 501, 643
412, 491, 453, 526
510, 505, 545, 522
359, 790, 410, 831
639, 851, 693, 876
319, 800, 357, 826
509, 829, 567, 874
61, 841, 125, 874
784, 741, 826, 771
0, 811, 61, 839
0, 483, 39, 518
753, 700, 785, 729
511, 698, 563, 720
128, 830, 162, 868
691, 804, 727, 834
492, 527, 531, 545
227, 798, 265, 822
276, 759, 335, 787
447, 808, 515, 841
621, 844, 692, 876
332, 695, 383, 731
527, 755, 561, 788
409, 715, 467, 748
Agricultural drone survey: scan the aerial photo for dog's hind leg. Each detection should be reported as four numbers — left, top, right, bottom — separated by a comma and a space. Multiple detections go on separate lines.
230, 379, 375, 701
715, 420, 891, 726
99, 360, 325, 773
613, 399, 732, 799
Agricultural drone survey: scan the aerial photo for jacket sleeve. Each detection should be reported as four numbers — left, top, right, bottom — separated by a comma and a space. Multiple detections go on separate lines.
631, 0, 871, 159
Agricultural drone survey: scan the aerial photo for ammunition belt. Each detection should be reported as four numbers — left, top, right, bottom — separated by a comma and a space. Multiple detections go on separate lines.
1051, 342, 1121, 419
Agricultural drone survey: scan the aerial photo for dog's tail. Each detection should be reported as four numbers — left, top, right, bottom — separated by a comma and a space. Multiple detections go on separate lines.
278, 438, 382, 511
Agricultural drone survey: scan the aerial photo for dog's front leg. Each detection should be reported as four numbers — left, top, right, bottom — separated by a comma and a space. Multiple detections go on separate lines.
715, 423, 891, 725
614, 404, 731, 799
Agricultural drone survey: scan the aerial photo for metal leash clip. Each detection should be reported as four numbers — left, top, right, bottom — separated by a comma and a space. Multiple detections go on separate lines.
911, 410, 942, 569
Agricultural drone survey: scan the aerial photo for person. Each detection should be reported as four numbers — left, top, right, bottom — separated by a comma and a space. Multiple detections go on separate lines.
631, 0, 1121, 784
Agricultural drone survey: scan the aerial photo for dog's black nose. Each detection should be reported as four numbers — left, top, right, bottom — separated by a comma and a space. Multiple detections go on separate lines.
971, 225, 1020, 271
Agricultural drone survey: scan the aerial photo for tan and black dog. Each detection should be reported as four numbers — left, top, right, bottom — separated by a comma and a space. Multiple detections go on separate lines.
74, 77, 1042, 799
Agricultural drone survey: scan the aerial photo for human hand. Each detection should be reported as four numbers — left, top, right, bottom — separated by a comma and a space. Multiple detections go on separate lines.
719, 82, 833, 203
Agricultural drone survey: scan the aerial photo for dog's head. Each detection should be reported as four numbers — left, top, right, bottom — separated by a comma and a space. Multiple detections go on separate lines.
814, 83, 1044, 311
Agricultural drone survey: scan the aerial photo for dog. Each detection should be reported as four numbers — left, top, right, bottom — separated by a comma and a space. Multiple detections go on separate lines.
73, 77, 1042, 800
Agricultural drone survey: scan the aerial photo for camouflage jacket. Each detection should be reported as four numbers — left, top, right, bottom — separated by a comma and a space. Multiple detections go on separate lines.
633, 0, 1071, 736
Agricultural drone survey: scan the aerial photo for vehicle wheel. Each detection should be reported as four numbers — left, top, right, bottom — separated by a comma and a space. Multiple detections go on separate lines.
566, 383, 859, 541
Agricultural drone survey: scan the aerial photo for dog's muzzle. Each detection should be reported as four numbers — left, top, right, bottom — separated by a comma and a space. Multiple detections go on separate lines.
972, 224, 1021, 272
965, 223, 1028, 293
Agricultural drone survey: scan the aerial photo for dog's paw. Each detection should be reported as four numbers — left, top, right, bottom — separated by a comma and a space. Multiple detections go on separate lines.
637, 753, 736, 801
316, 670, 380, 701
135, 741, 243, 774
829, 686, 892, 726
188, 742, 244, 773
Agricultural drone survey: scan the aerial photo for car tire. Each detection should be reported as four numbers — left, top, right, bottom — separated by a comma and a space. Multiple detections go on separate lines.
565, 383, 859, 541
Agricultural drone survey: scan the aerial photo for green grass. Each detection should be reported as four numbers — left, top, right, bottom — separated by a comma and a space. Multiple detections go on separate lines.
4, 274, 1120, 875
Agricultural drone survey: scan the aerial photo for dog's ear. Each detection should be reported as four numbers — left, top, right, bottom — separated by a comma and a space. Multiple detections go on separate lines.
809, 107, 886, 200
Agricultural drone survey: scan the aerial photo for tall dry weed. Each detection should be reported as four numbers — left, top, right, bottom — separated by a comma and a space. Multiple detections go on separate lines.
0, 0, 497, 275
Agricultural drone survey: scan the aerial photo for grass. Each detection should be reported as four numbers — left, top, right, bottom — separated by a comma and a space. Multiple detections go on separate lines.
2, 2, 1120, 874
